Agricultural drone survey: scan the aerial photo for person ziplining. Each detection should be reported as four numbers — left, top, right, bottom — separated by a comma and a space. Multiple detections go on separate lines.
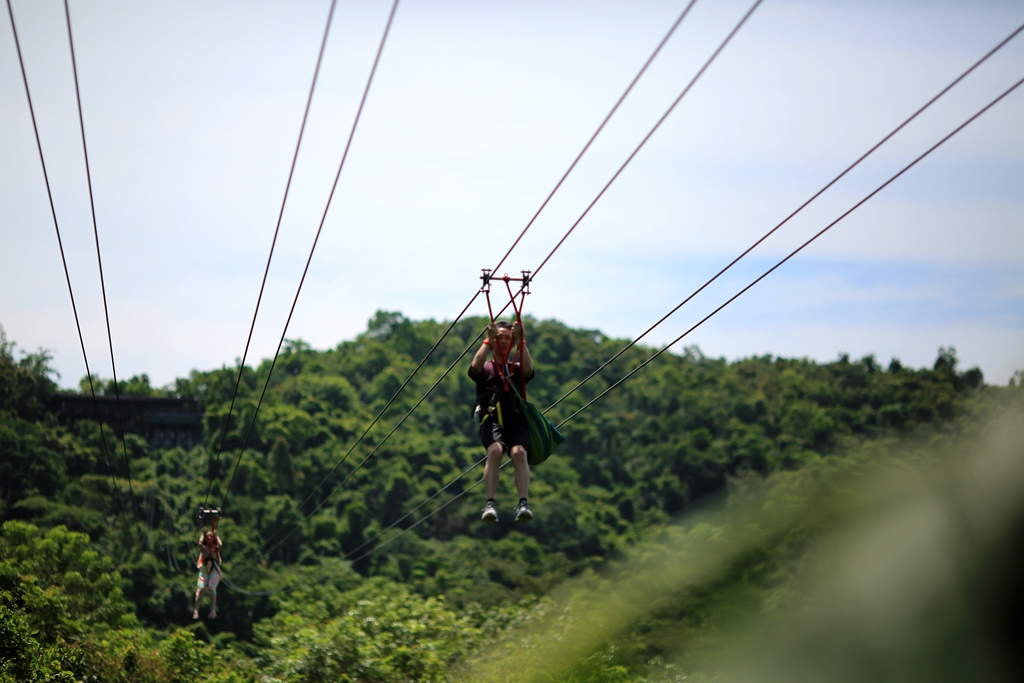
471, 315, 534, 523
193, 508, 223, 619
469, 270, 563, 524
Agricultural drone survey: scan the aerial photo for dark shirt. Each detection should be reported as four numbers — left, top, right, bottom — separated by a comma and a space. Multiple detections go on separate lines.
469, 359, 534, 415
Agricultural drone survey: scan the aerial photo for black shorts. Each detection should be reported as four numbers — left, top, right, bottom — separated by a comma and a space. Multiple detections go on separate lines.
479, 403, 530, 454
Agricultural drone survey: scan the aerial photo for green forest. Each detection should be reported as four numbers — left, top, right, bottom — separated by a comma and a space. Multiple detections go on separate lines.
2, 313, 1022, 683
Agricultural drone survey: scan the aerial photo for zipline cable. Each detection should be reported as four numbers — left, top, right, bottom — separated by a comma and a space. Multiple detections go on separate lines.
347, 471, 489, 565
256, 322, 498, 559
219, 0, 401, 506
353, 71, 1024, 567
5, 0, 131, 537
163, 498, 187, 574
270, 0, 697, 518
343, 457, 496, 564
340, 455, 488, 560
248, 1, 703, 556
257, 295, 484, 553
224, 464, 496, 593
202, 0, 342, 510
532, 0, 763, 281
229, 9, 1015, 592
66, 0, 144, 534
162, 450, 202, 574
554, 74, 1024, 429
224, 463, 496, 594
544, 19, 1024, 414
219, 576, 276, 596
342, 18, 1024, 561
254, 0, 759, 562
217, 561, 355, 596
490, 0, 700, 275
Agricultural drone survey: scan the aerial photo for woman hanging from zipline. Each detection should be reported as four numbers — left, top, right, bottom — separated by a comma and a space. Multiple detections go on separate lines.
193, 509, 223, 619
469, 271, 536, 523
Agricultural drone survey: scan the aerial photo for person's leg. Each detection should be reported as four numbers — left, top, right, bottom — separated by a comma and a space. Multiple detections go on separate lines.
509, 445, 530, 500
193, 572, 205, 618
483, 441, 504, 500
208, 570, 220, 618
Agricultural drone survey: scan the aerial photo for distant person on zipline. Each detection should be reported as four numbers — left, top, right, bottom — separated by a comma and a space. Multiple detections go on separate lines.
193, 529, 222, 619
469, 319, 535, 523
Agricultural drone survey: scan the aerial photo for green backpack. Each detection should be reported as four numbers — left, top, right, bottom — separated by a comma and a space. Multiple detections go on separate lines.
510, 384, 565, 466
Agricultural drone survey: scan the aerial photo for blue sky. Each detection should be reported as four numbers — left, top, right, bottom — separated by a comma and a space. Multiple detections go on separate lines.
1, 0, 1022, 389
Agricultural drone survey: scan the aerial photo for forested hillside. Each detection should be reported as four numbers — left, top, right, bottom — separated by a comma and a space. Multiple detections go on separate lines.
1, 315, 1020, 682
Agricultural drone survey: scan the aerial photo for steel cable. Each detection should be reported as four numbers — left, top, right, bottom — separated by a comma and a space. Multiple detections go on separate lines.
247, 0, 761, 569
555, 74, 1024, 428
360, 19, 1024, 555
256, 318, 500, 559
264, 0, 698, 527
217, 443, 471, 597
531, 0, 763, 280
237, 1, 703, 561
270, 0, 764, 557
163, 499, 187, 575
489, 0, 700, 276
5, 0, 130, 536
340, 455, 488, 560
353, 71, 1024, 568
227, 7, 1014, 592
202, 0, 342, 510
543, 19, 1024, 415
63, 0, 144, 533
219, 0, 402, 506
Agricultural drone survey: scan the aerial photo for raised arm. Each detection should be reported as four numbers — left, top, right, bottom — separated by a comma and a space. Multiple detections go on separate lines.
512, 320, 534, 379
521, 342, 534, 379
470, 322, 498, 375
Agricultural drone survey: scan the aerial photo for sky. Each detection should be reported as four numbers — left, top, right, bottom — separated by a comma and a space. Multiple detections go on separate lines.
1, 0, 1022, 390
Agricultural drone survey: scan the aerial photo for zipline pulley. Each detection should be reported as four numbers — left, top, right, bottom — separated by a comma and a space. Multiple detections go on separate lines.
480, 268, 532, 400
198, 507, 221, 532
480, 269, 531, 295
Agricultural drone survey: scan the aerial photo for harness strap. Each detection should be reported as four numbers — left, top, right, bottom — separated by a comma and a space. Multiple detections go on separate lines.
481, 271, 530, 400
197, 532, 222, 571
503, 277, 528, 402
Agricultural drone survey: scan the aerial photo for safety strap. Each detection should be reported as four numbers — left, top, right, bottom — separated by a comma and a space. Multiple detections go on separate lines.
199, 507, 220, 533
481, 270, 530, 401
503, 278, 528, 402
197, 535, 222, 571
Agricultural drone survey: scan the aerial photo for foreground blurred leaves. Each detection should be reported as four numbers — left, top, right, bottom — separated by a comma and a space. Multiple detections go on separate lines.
456, 406, 1024, 683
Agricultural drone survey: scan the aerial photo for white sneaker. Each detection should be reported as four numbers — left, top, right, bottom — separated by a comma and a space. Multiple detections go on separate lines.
481, 501, 499, 524
515, 500, 533, 523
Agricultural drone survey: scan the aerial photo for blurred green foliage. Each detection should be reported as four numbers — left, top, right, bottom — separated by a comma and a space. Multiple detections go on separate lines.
457, 405, 1024, 683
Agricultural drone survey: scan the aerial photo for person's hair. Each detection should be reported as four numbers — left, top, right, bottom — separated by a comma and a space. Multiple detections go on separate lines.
495, 321, 513, 330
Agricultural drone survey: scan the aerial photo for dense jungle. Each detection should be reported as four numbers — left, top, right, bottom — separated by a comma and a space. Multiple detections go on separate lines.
2, 313, 1022, 682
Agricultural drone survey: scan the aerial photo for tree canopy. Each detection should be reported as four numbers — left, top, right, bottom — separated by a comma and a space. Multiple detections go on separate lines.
0, 316, 1019, 682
